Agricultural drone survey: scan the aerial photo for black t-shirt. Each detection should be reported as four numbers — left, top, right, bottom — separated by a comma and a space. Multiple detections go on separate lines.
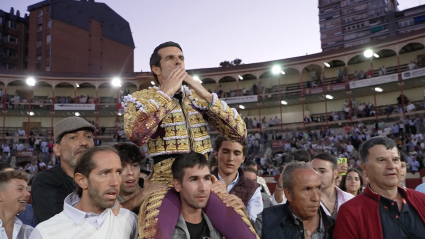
32, 166, 76, 226
186, 217, 210, 239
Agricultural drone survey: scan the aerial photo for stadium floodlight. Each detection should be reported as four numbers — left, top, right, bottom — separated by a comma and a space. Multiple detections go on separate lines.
238, 75, 243, 80
111, 77, 121, 87
151, 81, 155, 85
76, 83, 80, 87
373, 53, 379, 58
364, 49, 373, 58
324, 62, 331, 67
27, 111, 34, 116
26, 77, 35, 86
239, 105, 245, 109
280, 71, 285, 75
281, 100, 288, 105
74, 112, 80, 116
325, 95, 333, 100
375, 87, 383, 92
272, 66, 281, 74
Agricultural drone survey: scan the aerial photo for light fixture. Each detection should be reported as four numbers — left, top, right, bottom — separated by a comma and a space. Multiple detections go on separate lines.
74, 112, 80, 116
26, 77, 35, 86
325, 95, 333, 100
118, 112, 122, 116
238, 75, 243, 80
27, 111, 34, 116
150, 81, 155, 85
193, 76, 202, 83
324, 62, 331, 67
272, 66, 281, 74
239, 105, 245, 109
281, 100, 288, 105
373, 53, 379, 58
364, 49, 373, 58
76, 83, 80, 88
374, 87, 383, 92
111, 77, 121, 87
280, 71, 285, 75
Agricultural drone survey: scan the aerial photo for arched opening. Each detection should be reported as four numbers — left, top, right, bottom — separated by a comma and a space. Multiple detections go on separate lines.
399, 42, 425, 68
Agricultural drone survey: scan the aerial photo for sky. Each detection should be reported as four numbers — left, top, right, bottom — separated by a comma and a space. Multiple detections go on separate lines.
0, 0, 422, 71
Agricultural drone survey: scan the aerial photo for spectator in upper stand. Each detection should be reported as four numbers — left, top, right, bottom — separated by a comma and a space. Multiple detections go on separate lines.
242, 87, 246, 95
230, 89, 236, 97
408, 60, 417, 70
379, 66, 387, 76
369, 107, 376, 117
354, 70, 360, 80
268, 118, 274, 127
406, 102, 416, 112
252, 83, 258, 95
273, 116, 280, 126
385, 104, 394, 116
311, 68, 316, 82
359, 70, 366, 79
252, 118, 258, 128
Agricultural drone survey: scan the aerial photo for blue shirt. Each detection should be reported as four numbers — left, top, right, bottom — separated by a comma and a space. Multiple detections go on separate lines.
218, 172, 263, 221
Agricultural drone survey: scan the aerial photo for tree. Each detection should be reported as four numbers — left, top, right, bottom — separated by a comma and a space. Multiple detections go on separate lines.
219, 58, 243, 67
219, 61, 232, 67
232, 58, 242, 66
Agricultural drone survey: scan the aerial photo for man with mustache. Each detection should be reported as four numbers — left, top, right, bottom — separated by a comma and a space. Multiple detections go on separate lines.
254, 161, 335, 239
334, 137, 425, 239
29, 146, 138, 239
31, 117, 95, 225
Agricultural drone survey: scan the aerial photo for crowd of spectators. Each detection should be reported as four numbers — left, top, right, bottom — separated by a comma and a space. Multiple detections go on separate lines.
243, 116, 425, 179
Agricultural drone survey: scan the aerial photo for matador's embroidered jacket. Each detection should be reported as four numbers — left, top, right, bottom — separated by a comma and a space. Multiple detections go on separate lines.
123, 85, 246, 158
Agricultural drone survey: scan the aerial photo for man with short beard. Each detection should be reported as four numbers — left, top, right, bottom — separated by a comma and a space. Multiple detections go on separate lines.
31, 117, 95, 225
29, 146, 138, 239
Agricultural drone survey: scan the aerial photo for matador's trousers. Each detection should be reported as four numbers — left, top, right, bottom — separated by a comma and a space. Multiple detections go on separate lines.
137, 158, 260, 239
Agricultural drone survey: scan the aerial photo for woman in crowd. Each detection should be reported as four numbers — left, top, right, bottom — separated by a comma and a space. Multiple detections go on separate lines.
0, 170, 33, 239
339, 168, 363, 196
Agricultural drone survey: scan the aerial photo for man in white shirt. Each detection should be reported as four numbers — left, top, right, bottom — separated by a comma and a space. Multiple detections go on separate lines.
29, 146, 138, 239
274, 116, 280, 126
406, 102, 416, 112
211, 135, 263, 221
16, 143, 24, 151
408, 61, 416, 70
311, 153, 354, 217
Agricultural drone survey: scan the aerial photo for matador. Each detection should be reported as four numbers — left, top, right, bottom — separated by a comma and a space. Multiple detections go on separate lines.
123, 42, 259, 239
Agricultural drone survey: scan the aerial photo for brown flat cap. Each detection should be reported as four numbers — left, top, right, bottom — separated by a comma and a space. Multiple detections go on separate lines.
54, 117, 95, 143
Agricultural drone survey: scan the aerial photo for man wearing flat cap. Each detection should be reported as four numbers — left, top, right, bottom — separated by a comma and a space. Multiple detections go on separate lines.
31, 117, 95, 225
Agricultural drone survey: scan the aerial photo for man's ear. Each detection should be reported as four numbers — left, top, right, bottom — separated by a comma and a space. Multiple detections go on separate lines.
174, 179, 182, 193
53, 144, 60, 157
151, 65, 161, 77
361, 162, 367, 177
333, 168, 339, 181
74, 173, 88, 191
284, 188, 292, 202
